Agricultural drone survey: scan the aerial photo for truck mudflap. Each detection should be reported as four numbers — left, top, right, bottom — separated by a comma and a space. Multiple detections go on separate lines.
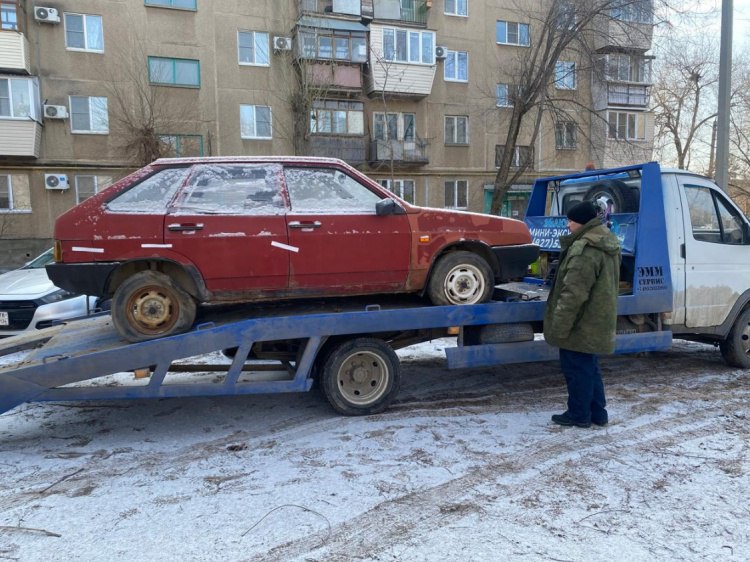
445, 331, 673, 369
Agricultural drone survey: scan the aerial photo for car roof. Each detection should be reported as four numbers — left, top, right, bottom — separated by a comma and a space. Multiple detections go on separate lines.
152, 156, 348, 167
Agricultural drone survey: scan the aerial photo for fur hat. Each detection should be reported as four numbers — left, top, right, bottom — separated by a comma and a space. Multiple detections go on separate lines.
566, 200, 599, 225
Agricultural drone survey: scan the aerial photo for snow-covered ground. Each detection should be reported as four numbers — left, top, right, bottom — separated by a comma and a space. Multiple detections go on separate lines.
1, 338, 749, 561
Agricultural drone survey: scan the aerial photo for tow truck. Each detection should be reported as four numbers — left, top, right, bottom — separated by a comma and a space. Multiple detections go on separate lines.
2, 162, 749, 418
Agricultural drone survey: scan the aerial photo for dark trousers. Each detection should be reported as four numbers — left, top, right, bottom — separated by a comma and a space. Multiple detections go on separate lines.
559, 348, 608, 424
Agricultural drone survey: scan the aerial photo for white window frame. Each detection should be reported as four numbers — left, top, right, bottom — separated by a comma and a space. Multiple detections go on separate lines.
444, 0, 468, 17
608, 111, 646, 141
495, 83, 515, 107
444, 50, 468, 82
69, 95, 109, 134
444, 179, 468, 209
444, 115, 469, 145
606, 54, 652, 83
64, 13, 104, 53
555, 61, 576, 90
378, 179, 415, 204
612, 0, 652, 24
555, 121, 577, 150
237, 30, 270, 66
0, 77, 39, 120
240, 104, 273, 140
74, 175, 100, 204
496, 20, 530, 47
373, 112, 415, 141
496, 145, 533, 168
145, 0, 197, 10
310, 100, 364, 136
0, 174, 13, 211
1, 2, 19, 31
382, 27, 435, 65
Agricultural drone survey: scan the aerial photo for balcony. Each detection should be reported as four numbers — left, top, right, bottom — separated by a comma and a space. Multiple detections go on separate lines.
369, 138, 429, 167
309, 136, 367, 165
607, 83, 650, 107
0, 119, 41, 157
373, 0, 429, 25
0, 31, 31, 74
298, 0, 362, 16
593, 16, 653, 53
305, 62, 362, 92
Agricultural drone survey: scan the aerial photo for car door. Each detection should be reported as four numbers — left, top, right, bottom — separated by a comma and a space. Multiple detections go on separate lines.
165, 163, 290, 294
679, 175, 750, 328
282, 166, 411, 293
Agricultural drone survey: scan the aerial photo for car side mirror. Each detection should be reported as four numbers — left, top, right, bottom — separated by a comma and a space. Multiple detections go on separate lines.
376, 198, 405, 216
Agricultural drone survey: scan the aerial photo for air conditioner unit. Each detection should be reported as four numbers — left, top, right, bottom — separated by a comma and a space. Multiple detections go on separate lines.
435, 45, 448, 60
273, 36, 292, 52
45, 174, 69, 190
34, 6, 60, 23
43, 104, 68, 119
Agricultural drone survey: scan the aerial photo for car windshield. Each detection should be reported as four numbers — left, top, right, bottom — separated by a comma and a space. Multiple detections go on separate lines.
23, 249, 54, 269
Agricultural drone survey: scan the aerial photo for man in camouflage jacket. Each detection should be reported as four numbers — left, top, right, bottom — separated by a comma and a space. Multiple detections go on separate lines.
543, 200, 621, 428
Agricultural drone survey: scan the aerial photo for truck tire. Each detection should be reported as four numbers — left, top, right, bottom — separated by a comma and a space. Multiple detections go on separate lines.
112, 270, 197, 342
585, 180, 639, 213
720, 307, 750, 368
320, 338, 400, 416
427, 251, 494, 306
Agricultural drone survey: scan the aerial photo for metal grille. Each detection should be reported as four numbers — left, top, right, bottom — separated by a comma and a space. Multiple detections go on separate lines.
0, 300, 37, 331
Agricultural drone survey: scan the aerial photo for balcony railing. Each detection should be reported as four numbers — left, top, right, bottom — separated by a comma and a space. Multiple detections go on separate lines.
369, 138, 429, 166
309, 136, 367, 165
373, 0, 429, 25
608, 84, 649, 107
298, 0, 361, 16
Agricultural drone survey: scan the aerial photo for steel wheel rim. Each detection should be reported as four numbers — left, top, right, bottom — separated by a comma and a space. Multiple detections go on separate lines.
443, 263, 485, 304
336, 350, 390, 406
127, 284, 179, 334
740, 318, 750, 356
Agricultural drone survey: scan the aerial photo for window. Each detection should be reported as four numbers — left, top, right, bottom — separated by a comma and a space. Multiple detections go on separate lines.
555, 121, 577, 149
444, 115, 469, 145
0, 78, 38, 119
496, 21, 530, 46
373, 113, 415, 141
495, 145, 533, 168
70, 96, 109, 134
0, 175, 11, 210
148, 57, 200, 87
555, 0, 577, 30
145, 0, 197, 10
158, 134, 204, 157
299, 30, 367, 63
107, 167, 191, 213
445, 0, 467, 16
608, 111, 646, 140
496, 83, 516, 107
75, 175, 111, 204
606, 54, 652, 83
310, 100, 364, 135
444, 50, 468, 82
379, 179, 415, 204
612, 0, 652, 24
444, 180, 468, 209
1, 2, 18, 30
685, 185, 747, 245
555, 61, 576, 89
240, 104, 272, 139
284, 167, 381, 213
64, 13, 104, 52
382, 27, 435, 64
238, 31, 269, 66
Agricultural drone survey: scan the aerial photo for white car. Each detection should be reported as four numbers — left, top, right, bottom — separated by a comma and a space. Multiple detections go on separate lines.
0, 249, 98, 337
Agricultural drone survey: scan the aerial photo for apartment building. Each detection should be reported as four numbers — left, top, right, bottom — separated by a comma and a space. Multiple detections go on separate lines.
0, 0, 655, 265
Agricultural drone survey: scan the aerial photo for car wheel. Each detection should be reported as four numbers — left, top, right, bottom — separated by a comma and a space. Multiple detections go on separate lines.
319, 338, 400, 416
427, 251, 494, 306
112, 270, 196, 342
720, 307, 750, 368
584, 180, 639, 214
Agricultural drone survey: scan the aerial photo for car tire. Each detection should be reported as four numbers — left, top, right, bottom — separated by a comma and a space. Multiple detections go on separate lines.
112, 270, 197, 342
584, 180, 639, 214
720, 307, 750, 368
427, 251, 494, 306
319, 338, 400, 416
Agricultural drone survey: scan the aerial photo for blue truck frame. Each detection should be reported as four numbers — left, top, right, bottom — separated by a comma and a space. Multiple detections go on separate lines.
0, 162, 674, 417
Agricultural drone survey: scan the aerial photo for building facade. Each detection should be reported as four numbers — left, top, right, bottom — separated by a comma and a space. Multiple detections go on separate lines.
0, 0, 655, 265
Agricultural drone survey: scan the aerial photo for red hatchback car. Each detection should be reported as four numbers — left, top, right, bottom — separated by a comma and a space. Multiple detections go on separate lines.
48, 157, 538, 341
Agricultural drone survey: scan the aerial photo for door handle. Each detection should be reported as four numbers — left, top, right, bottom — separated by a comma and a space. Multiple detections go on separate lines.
289, 221, 322, 229
168, 223, 204, 231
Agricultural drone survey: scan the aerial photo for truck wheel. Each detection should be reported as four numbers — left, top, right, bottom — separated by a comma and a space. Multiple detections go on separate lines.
320, 338, 400, 416
720, 307, 750, 368
112, 270, 196, 342
585, 180, 639, 213
427, 251, 493, 306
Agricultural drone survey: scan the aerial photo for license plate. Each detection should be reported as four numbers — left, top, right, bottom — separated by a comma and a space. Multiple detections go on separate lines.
0, 311, 8, 326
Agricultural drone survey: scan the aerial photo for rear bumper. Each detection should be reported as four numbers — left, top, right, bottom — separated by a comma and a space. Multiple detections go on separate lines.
46, 262, 119, 298
491, 243, 540, 281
